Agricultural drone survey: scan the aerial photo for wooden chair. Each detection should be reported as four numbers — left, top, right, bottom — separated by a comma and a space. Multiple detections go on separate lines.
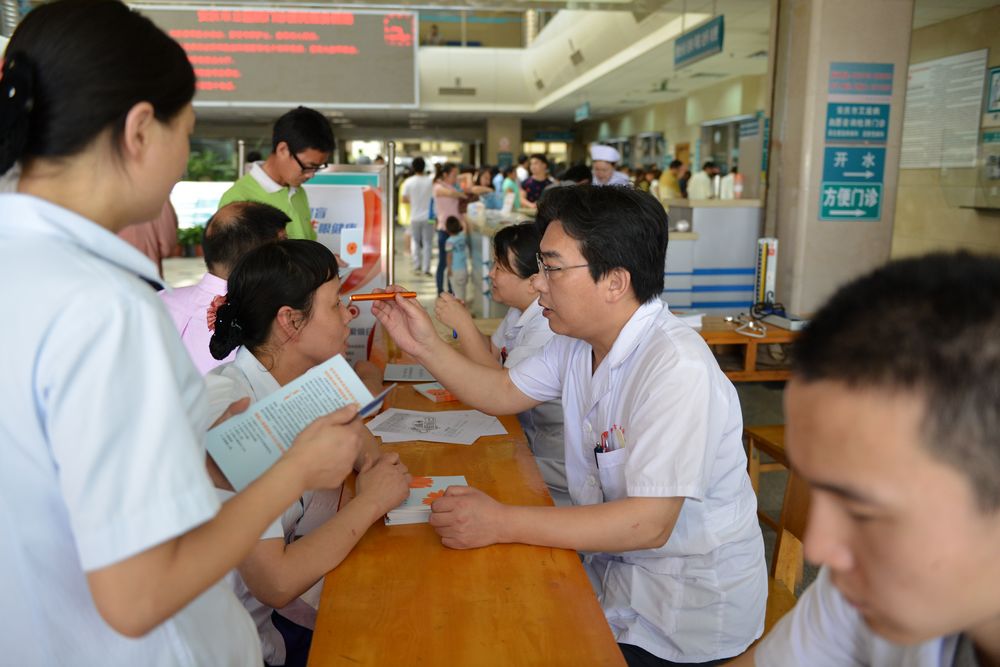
744, 425, 787, 532
763, 470, 811, 633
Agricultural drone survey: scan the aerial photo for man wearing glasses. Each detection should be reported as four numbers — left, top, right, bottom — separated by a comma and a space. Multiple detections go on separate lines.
372, 185, 766, 667
220, 106, 333, 241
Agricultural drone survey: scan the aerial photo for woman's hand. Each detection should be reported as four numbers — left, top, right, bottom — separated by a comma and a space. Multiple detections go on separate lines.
355, 452, 411, 515
283, 405, 365, 491
434, 292, 472, 331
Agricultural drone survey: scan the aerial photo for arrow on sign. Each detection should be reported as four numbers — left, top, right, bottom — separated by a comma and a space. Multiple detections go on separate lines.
828, 209, 867, 217
842, 170, 875, 179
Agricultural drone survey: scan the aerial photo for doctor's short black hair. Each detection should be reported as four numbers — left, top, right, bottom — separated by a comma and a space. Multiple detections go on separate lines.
793, 252, 1000, 512
534, 185, 668, 303
272, 106, 334, 155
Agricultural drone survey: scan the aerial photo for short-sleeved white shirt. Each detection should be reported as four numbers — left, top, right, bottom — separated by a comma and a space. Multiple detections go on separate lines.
491, 299, 567, 503
0, 194, 260, 665
401, 173, 434, 223
212, 347, 342, 665
757, 568, 975, 666
508, 299, 766, 662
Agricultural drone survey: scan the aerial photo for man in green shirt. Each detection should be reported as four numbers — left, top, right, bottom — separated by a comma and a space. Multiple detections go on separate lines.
220, 106, 334, 241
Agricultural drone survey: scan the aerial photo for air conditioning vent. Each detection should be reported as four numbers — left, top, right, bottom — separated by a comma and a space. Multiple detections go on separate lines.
688, 71, 728, 78
746, 50, 768, 59
438, 86, 477, 96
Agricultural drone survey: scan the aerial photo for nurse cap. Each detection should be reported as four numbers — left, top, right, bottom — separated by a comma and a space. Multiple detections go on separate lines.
589, 144, 620, 164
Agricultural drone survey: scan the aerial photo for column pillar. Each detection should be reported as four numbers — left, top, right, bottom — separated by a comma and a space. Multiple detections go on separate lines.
486, 117, 521, 169
764, 0, 914, 313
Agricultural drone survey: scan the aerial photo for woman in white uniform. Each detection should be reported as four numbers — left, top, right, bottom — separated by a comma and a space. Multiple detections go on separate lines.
0, 2, 365, 664
209, 240, 411, 667
435, 222, 568, 505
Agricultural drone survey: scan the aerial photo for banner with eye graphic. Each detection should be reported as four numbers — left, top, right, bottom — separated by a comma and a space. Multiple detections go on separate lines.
308, 168, 388, 366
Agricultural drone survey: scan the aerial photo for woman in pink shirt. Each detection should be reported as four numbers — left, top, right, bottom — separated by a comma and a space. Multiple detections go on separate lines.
433, 162, 467, 295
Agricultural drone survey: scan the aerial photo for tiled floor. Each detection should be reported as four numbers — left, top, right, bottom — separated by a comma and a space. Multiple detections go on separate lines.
165, 233, 810, 590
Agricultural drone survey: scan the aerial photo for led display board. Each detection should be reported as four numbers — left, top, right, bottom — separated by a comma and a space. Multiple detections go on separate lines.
138, 6, 418, 108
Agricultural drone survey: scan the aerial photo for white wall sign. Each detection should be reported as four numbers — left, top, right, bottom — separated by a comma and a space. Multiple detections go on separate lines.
901, 50, 988, 169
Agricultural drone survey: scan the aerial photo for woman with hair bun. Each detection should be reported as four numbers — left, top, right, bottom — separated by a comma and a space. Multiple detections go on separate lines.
208, 239, 410, 667
0, 1, 366, 663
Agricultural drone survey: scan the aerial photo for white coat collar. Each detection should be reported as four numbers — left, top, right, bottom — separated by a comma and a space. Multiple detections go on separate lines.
232, 346, 282, 400
512, 298, 544, 331
0, 193, 162, 287
604, 299, 663, 370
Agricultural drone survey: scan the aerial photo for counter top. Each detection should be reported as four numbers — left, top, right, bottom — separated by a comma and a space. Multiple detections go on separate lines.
664, 198, 762, 208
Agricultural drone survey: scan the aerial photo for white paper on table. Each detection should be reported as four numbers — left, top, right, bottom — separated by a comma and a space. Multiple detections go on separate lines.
367, 408, 506, 445
384, 364, 435, 382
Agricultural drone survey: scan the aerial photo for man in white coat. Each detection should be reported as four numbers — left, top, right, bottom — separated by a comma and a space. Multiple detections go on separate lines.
372, 185, 766, 666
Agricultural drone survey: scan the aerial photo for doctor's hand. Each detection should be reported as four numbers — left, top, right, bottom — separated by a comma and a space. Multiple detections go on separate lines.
429, 486, 507, 549
370, 285, 441, 359
283, 405, 365, 491
434, 292, 471, 331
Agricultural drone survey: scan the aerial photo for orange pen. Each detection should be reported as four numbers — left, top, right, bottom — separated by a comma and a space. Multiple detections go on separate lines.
349, 292, 418, 302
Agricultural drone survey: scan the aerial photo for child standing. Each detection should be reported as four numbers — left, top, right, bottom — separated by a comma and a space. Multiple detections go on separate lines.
444, 215, 469, 301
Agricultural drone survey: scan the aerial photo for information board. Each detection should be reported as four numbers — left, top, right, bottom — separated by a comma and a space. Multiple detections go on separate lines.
138, 6, 418, 108
900, 49, 987, 169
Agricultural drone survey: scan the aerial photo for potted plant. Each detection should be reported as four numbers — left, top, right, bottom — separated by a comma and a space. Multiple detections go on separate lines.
177, 225, 205, 257
186, 149, 237, 182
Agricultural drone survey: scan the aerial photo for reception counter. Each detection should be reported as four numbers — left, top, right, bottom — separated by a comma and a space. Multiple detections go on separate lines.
662, 199, 763, 315
463, 199, 762, 318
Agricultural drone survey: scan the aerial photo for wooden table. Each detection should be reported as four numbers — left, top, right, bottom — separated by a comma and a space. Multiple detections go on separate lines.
699, 316, 801, 382
440, 315, 799, 383
308, 385, 625, 666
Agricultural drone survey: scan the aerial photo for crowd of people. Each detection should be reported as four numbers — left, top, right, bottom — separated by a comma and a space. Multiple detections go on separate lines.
3, 2, 999, 667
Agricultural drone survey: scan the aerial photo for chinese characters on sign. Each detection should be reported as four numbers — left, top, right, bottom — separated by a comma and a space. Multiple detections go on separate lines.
825, 103, 890, 143
821, 62, 893, 222
674, 15, 724, 69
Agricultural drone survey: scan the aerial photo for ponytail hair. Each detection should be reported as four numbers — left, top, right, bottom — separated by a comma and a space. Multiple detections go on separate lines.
209, 240, 340, 360
0, 0, 195, 174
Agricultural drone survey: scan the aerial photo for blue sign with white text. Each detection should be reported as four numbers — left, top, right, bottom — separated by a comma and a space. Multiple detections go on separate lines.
825, 103, 889, 143
740, 119, 760, 138
675, 15, 724, 69
822, 147, 885, 183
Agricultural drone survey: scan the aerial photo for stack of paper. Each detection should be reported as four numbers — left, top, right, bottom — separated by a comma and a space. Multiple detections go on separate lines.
386, 475, 467, 525
367, 408, 506, 445
414, 382, 457, 403
384, 364, 435, 382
